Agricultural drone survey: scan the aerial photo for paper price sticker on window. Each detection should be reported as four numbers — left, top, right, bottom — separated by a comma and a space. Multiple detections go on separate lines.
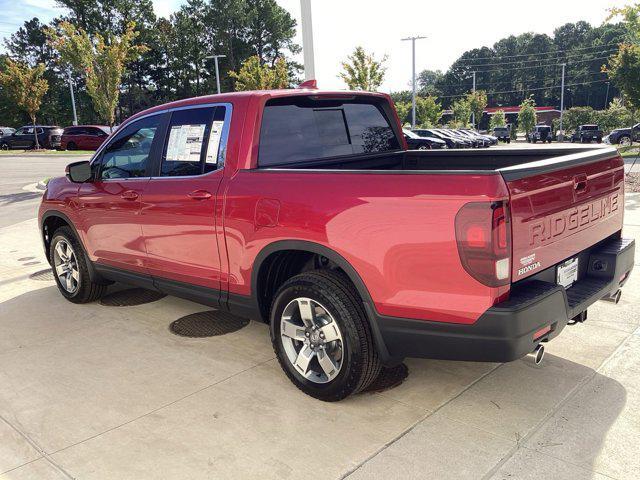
166, 124, 206, 162
206, 120, 225, 165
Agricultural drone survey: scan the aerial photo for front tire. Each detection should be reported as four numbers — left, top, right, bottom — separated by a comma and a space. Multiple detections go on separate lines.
270, 270, 381, 401
67, 141, 77, 151
50, 226, 106, 303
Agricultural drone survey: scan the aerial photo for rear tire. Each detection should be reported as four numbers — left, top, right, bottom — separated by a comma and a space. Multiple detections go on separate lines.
270, 270, 381, 401
0, 142, 8, 150
67, 142, 77, 151
50, 226, 106, 304
619, 135, 632, 147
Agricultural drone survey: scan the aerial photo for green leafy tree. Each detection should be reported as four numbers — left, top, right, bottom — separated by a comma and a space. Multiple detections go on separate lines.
338, 46, 387, 91
0, 59, 48, 148
229, 55, 289, 90
518, 97, 537, 135
467, 90, 487, 128
47, 21, 148, 129
489, 109, 507, 130
417, 69, 443, 96
563, 106, 596, 133
451, 97, 472, 127
415, 96, 443, 127
394, 101, 411, 127
596, 98, 634, 132
606, 43, 640, 110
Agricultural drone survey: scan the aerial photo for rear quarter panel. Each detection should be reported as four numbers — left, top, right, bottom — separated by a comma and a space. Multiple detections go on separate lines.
223, 170, 510, 324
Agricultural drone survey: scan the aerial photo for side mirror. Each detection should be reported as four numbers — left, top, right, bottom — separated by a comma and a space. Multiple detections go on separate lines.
66, 161, 93, 183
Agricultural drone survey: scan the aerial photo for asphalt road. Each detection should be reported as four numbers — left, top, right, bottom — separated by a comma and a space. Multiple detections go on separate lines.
0, 153, 91, 228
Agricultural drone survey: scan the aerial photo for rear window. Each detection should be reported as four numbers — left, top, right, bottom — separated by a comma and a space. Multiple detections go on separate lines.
582, 125, 598, 130
258, 96, 400, 167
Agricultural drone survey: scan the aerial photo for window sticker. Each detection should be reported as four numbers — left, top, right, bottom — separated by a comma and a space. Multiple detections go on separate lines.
206, 120, 225, 164
166, 124, 206, 161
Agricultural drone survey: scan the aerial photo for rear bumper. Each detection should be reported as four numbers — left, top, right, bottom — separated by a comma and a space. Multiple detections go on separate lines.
375, 237, 635, 364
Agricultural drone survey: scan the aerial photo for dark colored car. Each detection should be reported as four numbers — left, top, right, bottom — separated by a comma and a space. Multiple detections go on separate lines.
494, 126, 511, 143
39, 89, 634, 401
0, 125, 63, 150
0, 127, 16, 138
61, 125, 111, 151
604, 123, 640, 146
571, 125, 603, 144
413, 128, 469, 148
403, 129, 447, 149
527, 125, 552, 143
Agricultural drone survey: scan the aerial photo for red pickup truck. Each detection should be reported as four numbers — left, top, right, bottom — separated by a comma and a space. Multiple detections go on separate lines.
39, 88, 635, 401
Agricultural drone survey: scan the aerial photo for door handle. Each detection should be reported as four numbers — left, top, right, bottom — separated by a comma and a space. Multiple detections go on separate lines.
121, 190, 139, 201
188, 190, 212, 200
573, 174, 588, 193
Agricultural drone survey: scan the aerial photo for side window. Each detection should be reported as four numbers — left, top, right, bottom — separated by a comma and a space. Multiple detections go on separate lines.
160, 106, 226, 177
99, 116, 160, 180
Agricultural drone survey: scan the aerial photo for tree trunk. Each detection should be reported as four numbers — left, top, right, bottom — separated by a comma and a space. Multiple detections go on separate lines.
32, 116, 40, 150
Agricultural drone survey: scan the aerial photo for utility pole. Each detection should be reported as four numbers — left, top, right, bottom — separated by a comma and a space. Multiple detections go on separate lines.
471, 70, 477, 128
300, 0, 316, 81
401, 35, 427, 129
68, 71, 78, 126
205, 55, 226, 94
604, 82, 611, 108
559, 63, 566, 141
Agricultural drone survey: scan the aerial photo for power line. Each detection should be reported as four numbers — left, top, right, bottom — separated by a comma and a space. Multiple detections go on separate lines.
455, 55, 614, 74
435, 70, 607, 91
454, 48, 618, 69
439, 78, 609, 99
454, 41, 622, 63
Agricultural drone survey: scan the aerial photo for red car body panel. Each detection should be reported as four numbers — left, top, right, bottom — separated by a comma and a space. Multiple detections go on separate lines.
39, 89, 627, 331
61, 125, 110, 151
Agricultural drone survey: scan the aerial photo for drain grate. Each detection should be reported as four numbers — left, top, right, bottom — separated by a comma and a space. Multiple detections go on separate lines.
363, 363, 409, 393
30, 269, 54, 281
100, 288, 166, 307
170, 311, 250, 338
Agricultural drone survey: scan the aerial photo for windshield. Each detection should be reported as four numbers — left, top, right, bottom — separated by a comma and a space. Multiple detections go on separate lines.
403, 129, 420, 139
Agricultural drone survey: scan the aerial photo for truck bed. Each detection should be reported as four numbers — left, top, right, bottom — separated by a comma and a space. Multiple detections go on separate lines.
263, 146, 618, 181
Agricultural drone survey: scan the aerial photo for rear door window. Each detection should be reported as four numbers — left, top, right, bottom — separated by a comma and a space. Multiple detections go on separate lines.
258, 97, 400, 167
160, 106, 227, 177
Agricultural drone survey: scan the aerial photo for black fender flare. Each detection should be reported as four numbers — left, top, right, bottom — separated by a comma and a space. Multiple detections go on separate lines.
251, 240, 395, 364
40, 210, 102, 284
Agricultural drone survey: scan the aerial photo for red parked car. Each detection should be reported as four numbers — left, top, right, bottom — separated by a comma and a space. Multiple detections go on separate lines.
60, 125, 110, 151
39, 88, 634, 401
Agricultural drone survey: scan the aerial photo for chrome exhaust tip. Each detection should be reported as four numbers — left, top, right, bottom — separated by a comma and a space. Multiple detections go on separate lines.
601, 290, 622, 305
527, 344, 545, 366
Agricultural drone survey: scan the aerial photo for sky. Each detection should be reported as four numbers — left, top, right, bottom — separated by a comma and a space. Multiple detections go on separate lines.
0, 0, 632, 92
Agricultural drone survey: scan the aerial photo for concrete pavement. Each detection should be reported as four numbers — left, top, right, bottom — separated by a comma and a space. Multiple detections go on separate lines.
0, 156, 639, 479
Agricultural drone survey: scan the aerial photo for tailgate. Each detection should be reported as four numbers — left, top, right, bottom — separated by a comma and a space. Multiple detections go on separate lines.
500, 148, 625, 282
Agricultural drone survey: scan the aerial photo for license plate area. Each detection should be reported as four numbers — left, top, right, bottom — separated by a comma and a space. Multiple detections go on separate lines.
557, 257, 579, 289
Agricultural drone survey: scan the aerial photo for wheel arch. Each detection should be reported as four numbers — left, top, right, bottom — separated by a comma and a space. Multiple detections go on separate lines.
250, 240, 394, 364
41, 210, 101, 283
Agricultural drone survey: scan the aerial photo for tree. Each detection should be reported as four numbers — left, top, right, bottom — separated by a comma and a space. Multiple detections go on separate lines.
451, 97, 472, 127
596, 98, 634, 132
563, 106, 597, 133
415, 96, 443, 127
417, 69, 443, 96
606, 43, 640, 110
394, 101, 411, 127
0, 59, 48, 148
229, 55, 289, 90
338, 46, 387, 91
518, 97, 537, 135
47, 21, 148, 129
489, 109, 507, 130
467, 90, 487, 128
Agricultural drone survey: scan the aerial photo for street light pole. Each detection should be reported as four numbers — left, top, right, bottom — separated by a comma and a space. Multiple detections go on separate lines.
604, 81, 611, 108
205, 55, 227, 94
471, 70, 477, 128
68, 71, 78, 126
559, 63, 566, 141
300, 0, 316, 81
401, 35, 426, 129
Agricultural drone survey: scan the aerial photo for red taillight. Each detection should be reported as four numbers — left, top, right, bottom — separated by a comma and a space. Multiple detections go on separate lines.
455, 201, 511, 287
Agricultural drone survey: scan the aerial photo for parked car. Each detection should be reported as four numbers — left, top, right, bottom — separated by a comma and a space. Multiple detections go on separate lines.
455, 129, 493, 148
413, 128, 469, 148
0, 125, 63, 150
432, 129, 474, 148
40, 89, 635, 401
494, 126, 511, 143
61, 125, 111, 151
0, 127, 16, 138
571, 125, 603, 144
527, 125, 553, 143
604, 123, 640, 146
403, 129, 447, 149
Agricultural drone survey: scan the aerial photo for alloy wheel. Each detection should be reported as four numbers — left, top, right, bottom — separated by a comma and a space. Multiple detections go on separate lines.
280, 297, 344, 384
53, 239, 80, 294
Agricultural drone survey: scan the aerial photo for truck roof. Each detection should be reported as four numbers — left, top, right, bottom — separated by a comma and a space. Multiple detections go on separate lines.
125, 88, 391, 126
